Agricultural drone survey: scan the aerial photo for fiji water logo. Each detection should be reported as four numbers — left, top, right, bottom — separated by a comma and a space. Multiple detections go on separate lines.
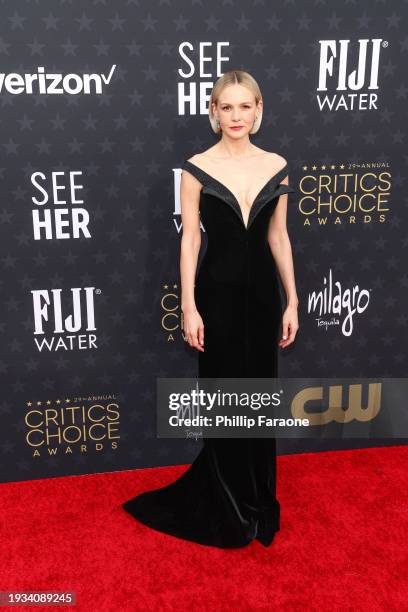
317, 38, 387, 111
31, 287, 100, 351
308, 269, 370, 336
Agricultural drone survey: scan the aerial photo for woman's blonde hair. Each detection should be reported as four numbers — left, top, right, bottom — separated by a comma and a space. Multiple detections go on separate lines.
208, 70, 263, 135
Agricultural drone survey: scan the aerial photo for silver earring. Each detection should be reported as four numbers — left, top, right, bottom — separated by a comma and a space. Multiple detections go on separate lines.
216, 118, 220, 129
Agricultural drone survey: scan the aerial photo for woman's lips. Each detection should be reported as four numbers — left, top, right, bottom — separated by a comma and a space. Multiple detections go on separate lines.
230, 126, 243, 130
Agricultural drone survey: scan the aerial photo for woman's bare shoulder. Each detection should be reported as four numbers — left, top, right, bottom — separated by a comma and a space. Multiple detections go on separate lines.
186, 147, 217, 164
185, 153, 202, 164
245, 149, 288, 168
265, 151, 287, 165
182, 153, 208, 186
186, 149, 287, 168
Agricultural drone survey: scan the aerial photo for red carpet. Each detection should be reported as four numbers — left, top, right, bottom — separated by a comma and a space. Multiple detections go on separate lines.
1, 445, 407, 611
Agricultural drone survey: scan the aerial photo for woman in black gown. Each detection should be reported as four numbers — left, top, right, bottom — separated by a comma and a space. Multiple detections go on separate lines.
123, 70, 299, 548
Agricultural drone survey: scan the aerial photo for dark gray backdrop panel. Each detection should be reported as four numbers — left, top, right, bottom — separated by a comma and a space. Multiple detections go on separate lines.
0, 1, 406, 483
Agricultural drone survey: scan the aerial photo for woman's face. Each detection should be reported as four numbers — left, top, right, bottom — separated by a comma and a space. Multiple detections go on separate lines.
213, 83, 262, 137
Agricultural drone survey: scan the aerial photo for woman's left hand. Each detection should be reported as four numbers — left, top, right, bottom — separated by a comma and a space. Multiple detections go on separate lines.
279, 305, 299, 348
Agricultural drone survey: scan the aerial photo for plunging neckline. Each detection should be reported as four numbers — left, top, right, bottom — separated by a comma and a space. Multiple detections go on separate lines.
182, 159, 288, 230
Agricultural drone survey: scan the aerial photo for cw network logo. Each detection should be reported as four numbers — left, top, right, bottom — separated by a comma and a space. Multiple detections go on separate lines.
0, 64, 116, 95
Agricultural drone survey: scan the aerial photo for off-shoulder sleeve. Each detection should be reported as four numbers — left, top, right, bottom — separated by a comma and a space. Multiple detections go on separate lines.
274, 164, 296, 198
273, 182, 296, 198
181, 159, 207, 187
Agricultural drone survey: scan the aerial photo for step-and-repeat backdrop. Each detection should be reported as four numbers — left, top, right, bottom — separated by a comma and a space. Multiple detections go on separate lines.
1, 2, 406, 483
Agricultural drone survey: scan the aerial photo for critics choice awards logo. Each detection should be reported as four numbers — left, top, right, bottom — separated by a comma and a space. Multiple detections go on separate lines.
299, 162, 391, 226
24, 395, 120, 458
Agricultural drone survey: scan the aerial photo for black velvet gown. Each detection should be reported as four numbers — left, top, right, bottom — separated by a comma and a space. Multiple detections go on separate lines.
122, 158, 295, 548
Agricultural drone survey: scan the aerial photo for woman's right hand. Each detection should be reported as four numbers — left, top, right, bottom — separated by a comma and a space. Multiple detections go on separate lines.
182, 307, 205, 352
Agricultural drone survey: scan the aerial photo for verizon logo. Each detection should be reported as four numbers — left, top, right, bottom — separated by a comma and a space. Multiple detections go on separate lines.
0, 64, 117, 94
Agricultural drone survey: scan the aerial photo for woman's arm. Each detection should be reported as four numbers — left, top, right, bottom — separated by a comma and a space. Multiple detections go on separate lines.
179, 166, 205, 351
267, 173, 299, 348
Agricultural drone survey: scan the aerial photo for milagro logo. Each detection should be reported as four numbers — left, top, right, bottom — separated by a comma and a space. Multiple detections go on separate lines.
31, 287, 100, 351
317, 38, 387, 111
0, 64, 116, 94
307, 269, 370, 336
